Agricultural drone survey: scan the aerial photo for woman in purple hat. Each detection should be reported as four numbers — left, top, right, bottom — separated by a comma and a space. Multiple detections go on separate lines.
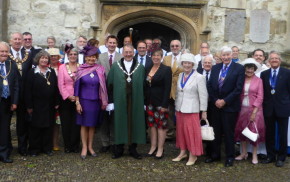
74, 45, 108, 159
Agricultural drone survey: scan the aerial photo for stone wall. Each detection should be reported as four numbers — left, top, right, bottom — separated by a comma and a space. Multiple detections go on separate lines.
7, 0, 97, 47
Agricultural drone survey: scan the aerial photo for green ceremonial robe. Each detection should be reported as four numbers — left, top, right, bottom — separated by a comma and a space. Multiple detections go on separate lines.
107, 59, 146, 145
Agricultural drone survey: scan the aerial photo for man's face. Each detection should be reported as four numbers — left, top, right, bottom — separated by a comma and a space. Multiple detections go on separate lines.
232, 47, 239, 59
145, 40, 152, 50
153, 39, 161, 46
203, 57, 213, 71
200, 43, 209, 49
201, 48, 209, 57
123, 37, 131, 46
0, 44, 9, 63
170, 40, 181, 56
23, 34, 33, 49
221, 51, 232, 65
107, 38, 117, 52
10, 33, 23, 51
77, 37, 87, 49
123, 46, 134, 61
268, 53, 281, 69
253, 50, 265, 64
137, 42, 147, 56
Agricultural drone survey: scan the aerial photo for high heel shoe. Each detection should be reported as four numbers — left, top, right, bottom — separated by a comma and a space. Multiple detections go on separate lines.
172, 154, 188, 162
155, 150, 164, 160
89, 151, 97, 157
145, 148, 158, 157
252, 158, 258, 164
235, 153, 248, 161
186, 157, 197, 166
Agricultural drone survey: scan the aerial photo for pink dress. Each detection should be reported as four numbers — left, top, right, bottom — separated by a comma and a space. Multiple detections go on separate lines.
234, 76, 265, 146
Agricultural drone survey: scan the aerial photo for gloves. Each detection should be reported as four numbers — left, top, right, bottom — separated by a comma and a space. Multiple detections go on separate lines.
106, 103, 114, 112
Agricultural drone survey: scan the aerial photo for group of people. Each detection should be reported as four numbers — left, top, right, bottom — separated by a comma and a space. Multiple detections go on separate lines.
0, 32, 289, 169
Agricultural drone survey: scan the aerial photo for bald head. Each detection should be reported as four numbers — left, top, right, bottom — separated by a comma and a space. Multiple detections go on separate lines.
170, 40, 182, 56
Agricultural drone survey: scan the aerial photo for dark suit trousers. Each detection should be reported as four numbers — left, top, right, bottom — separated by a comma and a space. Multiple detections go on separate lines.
28, 125, 53, 154
16, 99, 29, 153
59, 99, 80, 151
0, 97, 13, 160
211, 107, 238, 159
264, 111, 289, 161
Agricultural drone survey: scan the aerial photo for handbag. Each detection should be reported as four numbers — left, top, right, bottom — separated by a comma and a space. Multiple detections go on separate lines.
201, 119, 215, 141
242, 122, 259, 142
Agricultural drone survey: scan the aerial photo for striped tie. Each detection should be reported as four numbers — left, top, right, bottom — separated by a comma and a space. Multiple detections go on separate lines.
0, 64, 10, 98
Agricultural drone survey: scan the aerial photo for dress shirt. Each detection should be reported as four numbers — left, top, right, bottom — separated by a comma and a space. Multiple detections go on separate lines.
34, 66, 51, 78
11, 47, 23, 60
123, 60, 133, 73
269, 67, 280, 85
219, 61, 232, 78
108, 51, 116, 62
137, 55, 146, 66
202, 69, 211, 80
171, 52, 181, 67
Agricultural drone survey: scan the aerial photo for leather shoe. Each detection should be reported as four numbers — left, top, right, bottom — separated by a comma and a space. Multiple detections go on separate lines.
99, 146, 110, 153
64, 148, 71, 153
30, 153, 38, 157
2, 158, 13, 163
112, 153, 122, 159
275, 160, 284, 167
130, 151, 142, 160
225, 159, 234, 167
261, 158, 275, 164
205, 157, 220, 163
19, 151, 27, 156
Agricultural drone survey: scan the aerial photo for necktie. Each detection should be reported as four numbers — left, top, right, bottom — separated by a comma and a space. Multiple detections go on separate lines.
173, 56, 177, 68
0, 64, 10, 98
140, 57, 144, 65
218, 65, 228, 90
16, 52, 20, 60
109, 55, 113, 68
271, 69, 277, 88
206, 71, 209, 82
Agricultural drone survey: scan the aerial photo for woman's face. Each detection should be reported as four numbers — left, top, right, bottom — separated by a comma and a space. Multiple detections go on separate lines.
47, 39, 55, 48
152, 52, 162, 65
85, 55, 96, 65
50, 55, 60, 64
68, 51, 78, 63
245, 67, 255, 78
182, 61, 194, 73
214, 56, 222, 64
39, 56, 49, 67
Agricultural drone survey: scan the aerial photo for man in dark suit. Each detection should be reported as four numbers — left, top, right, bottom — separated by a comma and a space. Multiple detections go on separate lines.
0, 42, 19, 163
260, 51, 290, 167
134, 40, 153, 70
22, 32, 41, 61
206, 46, 245, 167
9, 32, 33, 156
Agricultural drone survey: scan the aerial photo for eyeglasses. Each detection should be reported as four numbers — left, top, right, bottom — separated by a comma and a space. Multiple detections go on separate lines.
24, 38, 32, 41
171, 45, 179, 48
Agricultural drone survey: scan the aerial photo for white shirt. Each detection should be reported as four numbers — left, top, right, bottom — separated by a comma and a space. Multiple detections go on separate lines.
255, 64, 269, 78
34, 66, 51, 78
137, 55, 146, 67
107, 51, 116, 63
171, 52, 181, 67
202, 69, 211, 80
219, 61, 232, 78
11, 47, 22, 60
123, 60, 133, 73
99, 45, 120, 54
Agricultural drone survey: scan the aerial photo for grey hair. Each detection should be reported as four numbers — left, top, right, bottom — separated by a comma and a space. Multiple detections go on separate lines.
220, 46, 232, 54
0, 41, 10, 49
123, 44, 134, 51
268, 50, 282, 61
34, 50, 51, 65
10, 32, 23, 40
202, 55, 216, 65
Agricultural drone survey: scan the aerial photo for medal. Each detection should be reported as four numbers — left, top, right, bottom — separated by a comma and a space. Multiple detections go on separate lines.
47, 81, 50, 85
127, 76, 132, 83
3, 79, 8, 85
17, 64, 22, 71
271, 89, 275, 95
90, 73, 94, 78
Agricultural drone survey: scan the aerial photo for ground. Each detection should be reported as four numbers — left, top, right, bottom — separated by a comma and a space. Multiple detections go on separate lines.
1, 120, 290, 182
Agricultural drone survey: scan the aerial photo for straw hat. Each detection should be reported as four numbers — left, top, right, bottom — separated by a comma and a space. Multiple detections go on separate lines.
47, 48, 61, 56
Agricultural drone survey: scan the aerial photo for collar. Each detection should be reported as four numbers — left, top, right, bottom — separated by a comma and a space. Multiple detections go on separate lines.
11, 47, 21, 56
108, 51, 116, 57
271, 67, 280, 74
223, 61, 232, 69
172, 52, 181, 60
34, 66, 51, 74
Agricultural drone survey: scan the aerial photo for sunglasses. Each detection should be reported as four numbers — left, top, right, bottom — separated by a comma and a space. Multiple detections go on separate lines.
24, 38, 32, 41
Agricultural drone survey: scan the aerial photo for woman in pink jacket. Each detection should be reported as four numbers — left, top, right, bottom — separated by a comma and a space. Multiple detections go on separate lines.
234, 58, 265, 164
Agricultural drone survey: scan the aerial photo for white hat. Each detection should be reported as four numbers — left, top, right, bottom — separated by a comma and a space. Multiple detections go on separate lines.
240, 58, 261, 71
179, 53, 198, 69
47, 48, 61, 56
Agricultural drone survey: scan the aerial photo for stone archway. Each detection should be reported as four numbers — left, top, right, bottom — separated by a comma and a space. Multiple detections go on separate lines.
95, 3, 206, 54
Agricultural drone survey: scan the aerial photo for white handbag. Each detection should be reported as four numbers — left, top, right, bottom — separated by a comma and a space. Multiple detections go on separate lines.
242, 122, 259, 142
201, 119, 215, 141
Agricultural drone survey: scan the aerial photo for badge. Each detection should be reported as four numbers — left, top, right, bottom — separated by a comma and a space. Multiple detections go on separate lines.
271, 89, 275, 95
47, 81, 51, 85
127, 76, 132, 83
90, 73, 94, 78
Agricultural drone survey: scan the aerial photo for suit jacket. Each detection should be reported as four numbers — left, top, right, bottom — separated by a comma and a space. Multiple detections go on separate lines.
98, 52, 123, 76
207, 62, 245, 112
145, 64, 172, 108
196, 61, 203, 73
0, 59, 19, 104
260, 67, 290, 117
134, 54, 153, 70
21, 47, 41, 62
162, 55, 183, 100
175, 71, 208, 113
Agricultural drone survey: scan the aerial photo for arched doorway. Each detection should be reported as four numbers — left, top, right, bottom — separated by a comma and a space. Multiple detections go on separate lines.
117, 22, 181, 52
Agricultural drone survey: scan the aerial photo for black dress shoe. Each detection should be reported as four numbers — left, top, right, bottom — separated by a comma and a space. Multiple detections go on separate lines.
205, 157, 220, 163
261, 158, 275, 164
30, 153, 38, 157
145, 148, 158, 157
225, 159, 234, 167
64, 148, 71, 153
2, 158, 13, 163
19, 151, 27, 156
99, 146, 110, 153
45, 151, 53, 156
130, 151, 142, 160
275, 160, 284, 167
111, 153, 122, 159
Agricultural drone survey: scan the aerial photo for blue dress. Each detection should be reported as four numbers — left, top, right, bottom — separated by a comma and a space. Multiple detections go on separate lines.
74, 71, 101, 127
